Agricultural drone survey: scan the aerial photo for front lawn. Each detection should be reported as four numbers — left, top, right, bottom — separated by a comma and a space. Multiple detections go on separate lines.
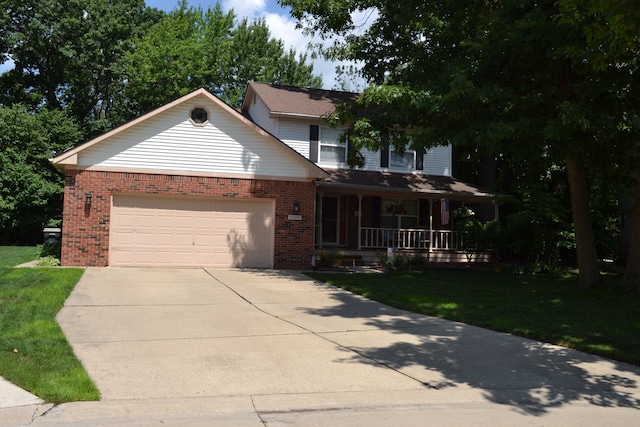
306, 269, 640, 366
0, 246, 100, 403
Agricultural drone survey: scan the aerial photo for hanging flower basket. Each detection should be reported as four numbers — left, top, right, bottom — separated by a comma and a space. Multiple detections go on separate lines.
386, 200, 408, 216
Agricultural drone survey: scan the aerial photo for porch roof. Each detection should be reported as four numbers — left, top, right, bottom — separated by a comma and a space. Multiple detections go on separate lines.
318, 170, 495, 201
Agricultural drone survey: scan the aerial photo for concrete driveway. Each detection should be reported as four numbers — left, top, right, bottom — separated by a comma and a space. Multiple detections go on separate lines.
54, 267, 640, 420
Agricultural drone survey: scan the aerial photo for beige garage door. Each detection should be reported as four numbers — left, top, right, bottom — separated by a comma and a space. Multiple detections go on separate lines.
110, 195, 274, 268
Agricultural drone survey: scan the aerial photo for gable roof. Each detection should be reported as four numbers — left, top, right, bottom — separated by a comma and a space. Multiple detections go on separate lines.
242, 82, 359, 119
52, 88, 328, 180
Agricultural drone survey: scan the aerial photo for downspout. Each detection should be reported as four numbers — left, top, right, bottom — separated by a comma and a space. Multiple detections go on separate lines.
317, 187, 324, 249
357, 194, 363, 250
428, 199, 433, 264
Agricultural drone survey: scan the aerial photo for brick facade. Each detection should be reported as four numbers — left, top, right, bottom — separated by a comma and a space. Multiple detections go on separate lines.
62, 170, 316, 269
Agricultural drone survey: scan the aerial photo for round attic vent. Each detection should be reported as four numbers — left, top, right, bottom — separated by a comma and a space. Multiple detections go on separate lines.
190, 107, 208, 125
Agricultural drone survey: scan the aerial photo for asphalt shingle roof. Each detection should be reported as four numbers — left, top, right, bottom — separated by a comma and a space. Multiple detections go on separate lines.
245, 82, 359, 118
320, 169, 494, 200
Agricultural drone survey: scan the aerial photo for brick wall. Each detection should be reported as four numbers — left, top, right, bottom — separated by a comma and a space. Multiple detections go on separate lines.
62, 170, 316, 269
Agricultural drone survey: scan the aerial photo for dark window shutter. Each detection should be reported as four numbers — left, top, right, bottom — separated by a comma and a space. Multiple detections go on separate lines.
347, 136, 355, 164
309, 125, 319, 162
416, 149, 424, 171
372, 197, 381, 228
418, 199, 429, 225
380, 133, 389, 168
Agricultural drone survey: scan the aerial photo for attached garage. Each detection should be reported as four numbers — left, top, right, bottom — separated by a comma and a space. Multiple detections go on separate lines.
110, 195, 274, 268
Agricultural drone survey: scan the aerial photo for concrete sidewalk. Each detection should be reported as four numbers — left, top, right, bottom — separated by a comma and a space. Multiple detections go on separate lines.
2, 267, 640, 425
0, 377, 42, 409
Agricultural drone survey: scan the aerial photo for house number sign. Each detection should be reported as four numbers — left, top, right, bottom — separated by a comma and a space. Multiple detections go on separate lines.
288, 214, 302, 220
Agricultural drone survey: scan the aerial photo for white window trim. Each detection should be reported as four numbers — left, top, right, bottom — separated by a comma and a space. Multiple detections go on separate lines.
389, 148, 415, 170
318, 127, 347, 166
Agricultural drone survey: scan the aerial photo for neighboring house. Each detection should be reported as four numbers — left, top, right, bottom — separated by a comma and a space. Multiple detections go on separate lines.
53, 84, 495, 269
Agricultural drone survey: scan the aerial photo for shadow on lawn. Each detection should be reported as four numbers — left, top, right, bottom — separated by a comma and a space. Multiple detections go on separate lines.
300, 288, 640, 416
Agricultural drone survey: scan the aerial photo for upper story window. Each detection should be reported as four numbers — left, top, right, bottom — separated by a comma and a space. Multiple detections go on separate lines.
319, 127, 346, 163
390, 149, 415, 169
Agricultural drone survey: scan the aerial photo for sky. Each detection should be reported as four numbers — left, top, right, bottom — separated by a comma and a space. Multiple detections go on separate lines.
145, 0, 342, 88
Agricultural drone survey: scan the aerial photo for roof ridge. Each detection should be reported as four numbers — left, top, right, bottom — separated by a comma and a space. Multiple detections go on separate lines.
250, 81, 360, 96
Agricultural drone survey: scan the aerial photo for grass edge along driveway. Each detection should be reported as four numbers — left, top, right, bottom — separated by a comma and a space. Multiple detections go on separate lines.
0, 246, 100, 403
306, 269, 640, 367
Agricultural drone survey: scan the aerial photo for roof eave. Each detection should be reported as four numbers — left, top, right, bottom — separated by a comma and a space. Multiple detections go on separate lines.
317, 181, 495, 201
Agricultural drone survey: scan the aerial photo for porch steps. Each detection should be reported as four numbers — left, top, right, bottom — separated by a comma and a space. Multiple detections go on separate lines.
331, 254, 365, 267
320, 249, 491, 267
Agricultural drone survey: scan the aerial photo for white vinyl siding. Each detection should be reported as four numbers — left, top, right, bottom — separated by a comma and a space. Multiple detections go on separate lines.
246, 102, 453, 176
78, 98, 308, 179
423, 145, 452, 176
278, 120, 310, 157
359, 145, 451, 176
247, 96, 277, 136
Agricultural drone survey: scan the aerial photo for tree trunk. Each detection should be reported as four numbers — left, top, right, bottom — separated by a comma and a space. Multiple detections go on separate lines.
477, 154, 497, 223
622, 160, 640, 292
566, 158, 602, 289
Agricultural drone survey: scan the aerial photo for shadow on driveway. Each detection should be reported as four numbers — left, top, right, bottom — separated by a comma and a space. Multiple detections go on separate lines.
298, 285, 640, 416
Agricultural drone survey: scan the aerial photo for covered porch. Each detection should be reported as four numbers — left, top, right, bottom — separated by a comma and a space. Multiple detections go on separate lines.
315, 170, 497, 263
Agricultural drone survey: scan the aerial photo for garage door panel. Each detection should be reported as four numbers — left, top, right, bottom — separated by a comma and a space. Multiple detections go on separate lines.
110, 196, 274, 267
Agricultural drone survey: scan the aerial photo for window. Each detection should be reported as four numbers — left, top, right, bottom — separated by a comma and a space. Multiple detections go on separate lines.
319, 127, 346, 163
390, 149, 415, 169
381, 198, 419, 228
190, 107, 208, 125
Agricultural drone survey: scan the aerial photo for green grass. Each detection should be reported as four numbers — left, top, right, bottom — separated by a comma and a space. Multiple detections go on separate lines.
306, 268, 640, 366
0, 246, 100, 403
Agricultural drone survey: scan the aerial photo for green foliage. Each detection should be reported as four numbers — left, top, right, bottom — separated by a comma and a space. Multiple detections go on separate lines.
314, 249, 340, 268
116, 2, 233, 117
1, 0, 322, 133
0, 0, 161, 135
117, 2, 322, 118
0, 1, 323, 245
35, 242, 61, 259
223, 18, 322, 107
283, 0, 640, 288
0, 105, 82, 244
482, 220, 506, 252
36, 256, 60, 267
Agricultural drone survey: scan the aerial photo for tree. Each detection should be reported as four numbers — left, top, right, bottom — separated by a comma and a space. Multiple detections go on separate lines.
223, 18, 322, 107
282, 0, 639, 289
118, 2, 322, 117
0, 106, 82, 243
115, 2, 234, 118
0, 0, 162, 136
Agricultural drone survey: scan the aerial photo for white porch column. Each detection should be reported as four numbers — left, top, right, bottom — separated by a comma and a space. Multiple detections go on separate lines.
357, 194, 363, 250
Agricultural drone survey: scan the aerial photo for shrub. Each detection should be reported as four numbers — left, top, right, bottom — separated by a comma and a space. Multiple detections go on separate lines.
35, 242, 61, 259
37, 256, 61, 267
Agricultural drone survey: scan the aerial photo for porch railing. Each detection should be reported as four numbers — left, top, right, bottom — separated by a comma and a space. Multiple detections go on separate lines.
361, 227, 467, 250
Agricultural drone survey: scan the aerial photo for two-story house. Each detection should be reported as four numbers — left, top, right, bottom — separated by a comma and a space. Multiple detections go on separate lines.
242, 82, 495, 264
52, 84, 494, 269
